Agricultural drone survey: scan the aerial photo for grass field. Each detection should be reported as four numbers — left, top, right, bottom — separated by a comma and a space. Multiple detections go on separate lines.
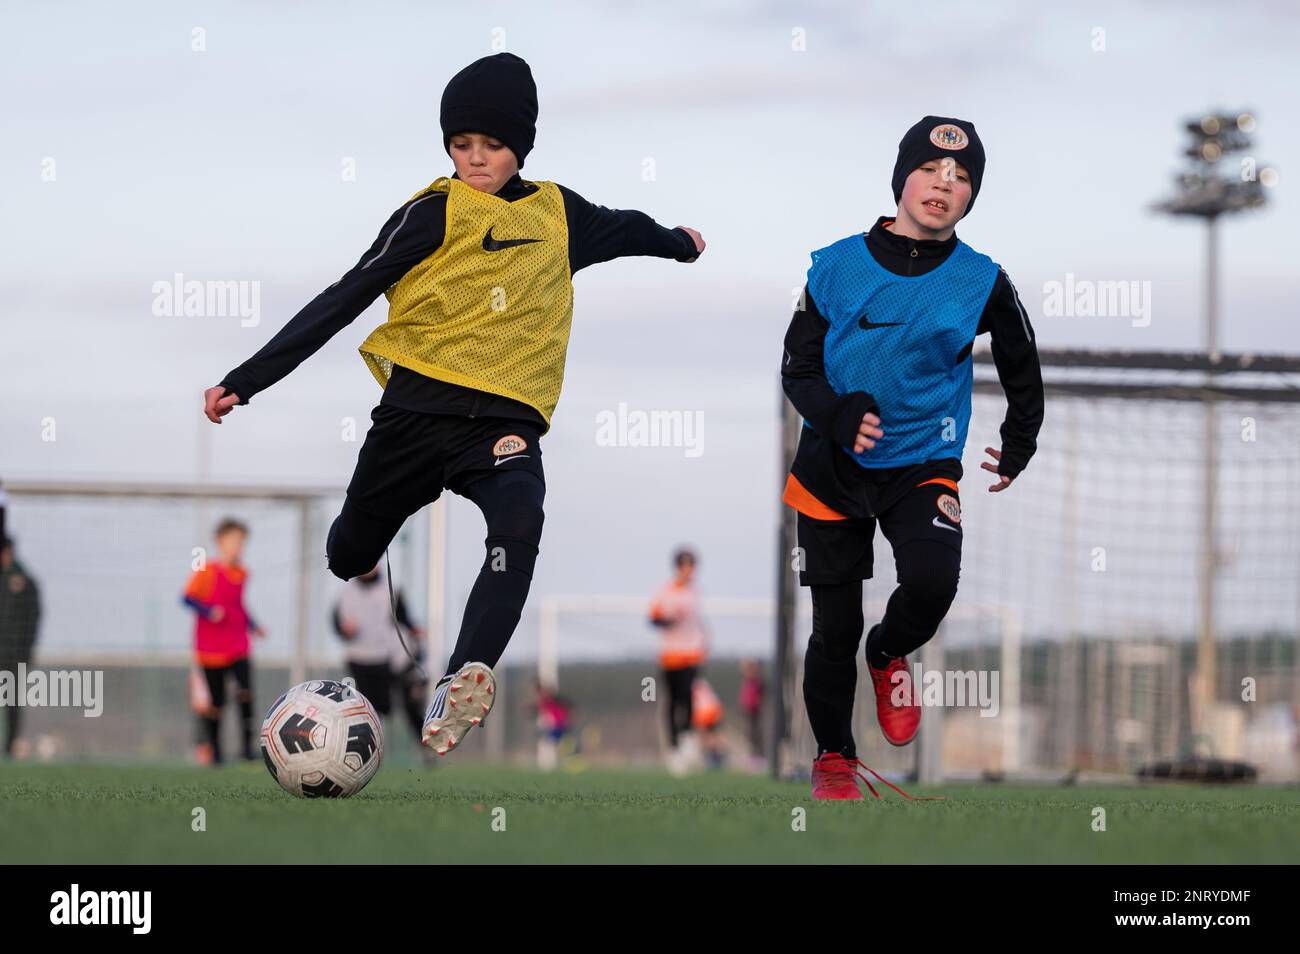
2, 761, 1297, 864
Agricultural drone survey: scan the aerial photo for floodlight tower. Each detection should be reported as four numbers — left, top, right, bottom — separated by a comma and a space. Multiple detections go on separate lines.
1152, 112, 1273, 748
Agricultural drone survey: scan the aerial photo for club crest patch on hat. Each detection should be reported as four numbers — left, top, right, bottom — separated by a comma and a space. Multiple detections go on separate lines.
936, 493, 961, 524
929, 124, 968, 150
493, 434, 528, 457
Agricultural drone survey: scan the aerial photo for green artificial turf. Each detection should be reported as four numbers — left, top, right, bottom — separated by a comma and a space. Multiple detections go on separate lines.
1, 761, 1296, 864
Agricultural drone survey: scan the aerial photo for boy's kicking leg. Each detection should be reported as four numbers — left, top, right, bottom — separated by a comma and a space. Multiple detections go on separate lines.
863, 475, 963, 746
445, 470, 544, 673
422, 466, 545, 755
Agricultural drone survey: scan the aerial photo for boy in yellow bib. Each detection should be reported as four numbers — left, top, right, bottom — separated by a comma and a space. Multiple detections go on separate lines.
203, 53, 705, 757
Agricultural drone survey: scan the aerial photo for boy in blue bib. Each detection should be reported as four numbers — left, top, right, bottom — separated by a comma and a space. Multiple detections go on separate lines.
781, 116, 1044, 799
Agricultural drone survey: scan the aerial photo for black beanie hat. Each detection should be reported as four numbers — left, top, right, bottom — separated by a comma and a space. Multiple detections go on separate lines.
440, 53, 538, 169
891, 116, 985, 217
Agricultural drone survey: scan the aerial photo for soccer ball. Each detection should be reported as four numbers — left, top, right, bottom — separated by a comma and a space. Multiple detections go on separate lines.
260, 679, 384, 798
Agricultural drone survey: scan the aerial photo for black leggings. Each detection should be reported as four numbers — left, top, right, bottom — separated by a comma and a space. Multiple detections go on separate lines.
328, 469, 545, 676
1, 658, 20, 756
349, 660, 426, 741
803, 538, 960, 758
349, 661, 394, 716
444, 471, 544, 673
199, 657, 254, 764
3, 694, 19, 758
663, 666, 696, 747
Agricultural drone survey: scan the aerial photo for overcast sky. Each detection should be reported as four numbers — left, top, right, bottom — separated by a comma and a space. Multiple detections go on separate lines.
3, 1, 1297, 659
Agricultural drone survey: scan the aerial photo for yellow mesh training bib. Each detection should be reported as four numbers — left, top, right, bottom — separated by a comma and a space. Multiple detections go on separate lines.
359, 176, 573, 425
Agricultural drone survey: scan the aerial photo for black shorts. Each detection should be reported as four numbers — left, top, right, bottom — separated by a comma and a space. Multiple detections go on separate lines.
796, 471, 963, 586
346, 404, 546, 517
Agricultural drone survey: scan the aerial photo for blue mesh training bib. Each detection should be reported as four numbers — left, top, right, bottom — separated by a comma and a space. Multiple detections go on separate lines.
806, 233, 999, 469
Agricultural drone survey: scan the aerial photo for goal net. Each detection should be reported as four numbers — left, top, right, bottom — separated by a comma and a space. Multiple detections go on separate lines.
775, 349, 1300, 782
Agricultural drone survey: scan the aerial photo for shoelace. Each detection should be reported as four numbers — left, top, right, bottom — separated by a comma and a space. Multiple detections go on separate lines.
847, 757, 945, 801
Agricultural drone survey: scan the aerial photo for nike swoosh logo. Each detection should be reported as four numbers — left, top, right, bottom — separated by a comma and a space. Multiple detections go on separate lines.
494, 454, 531, 466
932, 516, 960, 533
483, 226, 543, 251
859, 316, 904, 330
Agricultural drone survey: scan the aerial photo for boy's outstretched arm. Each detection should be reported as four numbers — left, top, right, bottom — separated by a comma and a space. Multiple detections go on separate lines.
975, 269, 1044, 484
204, 196, 448, 422
556, 185, 703, 274
781, 285, 883, 454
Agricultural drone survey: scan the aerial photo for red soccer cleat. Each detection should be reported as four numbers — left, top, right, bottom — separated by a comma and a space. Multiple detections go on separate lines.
867, 652, 921, 747
811, 752, 945, 802
811, 752, 865, 800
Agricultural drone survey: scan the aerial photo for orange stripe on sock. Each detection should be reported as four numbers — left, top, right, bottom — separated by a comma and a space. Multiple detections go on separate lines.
783, 473, 848, 521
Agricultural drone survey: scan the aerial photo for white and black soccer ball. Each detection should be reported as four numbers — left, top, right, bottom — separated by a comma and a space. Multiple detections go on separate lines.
260, 679, 384, 798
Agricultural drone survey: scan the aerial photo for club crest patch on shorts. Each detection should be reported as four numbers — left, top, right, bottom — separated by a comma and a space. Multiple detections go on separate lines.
936, 493, 961, 524
492, 434, 528, 457
929, 124, 968, 150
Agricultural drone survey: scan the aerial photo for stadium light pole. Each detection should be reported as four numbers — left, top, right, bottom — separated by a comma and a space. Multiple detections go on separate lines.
1152, 111, 1271, 749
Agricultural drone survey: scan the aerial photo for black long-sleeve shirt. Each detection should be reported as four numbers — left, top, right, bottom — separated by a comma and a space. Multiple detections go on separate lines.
782, 216, 1043, 511
218, 173, 698, 431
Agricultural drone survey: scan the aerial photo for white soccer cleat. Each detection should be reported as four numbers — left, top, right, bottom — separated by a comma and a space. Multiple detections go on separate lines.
421, 662, 496, 757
